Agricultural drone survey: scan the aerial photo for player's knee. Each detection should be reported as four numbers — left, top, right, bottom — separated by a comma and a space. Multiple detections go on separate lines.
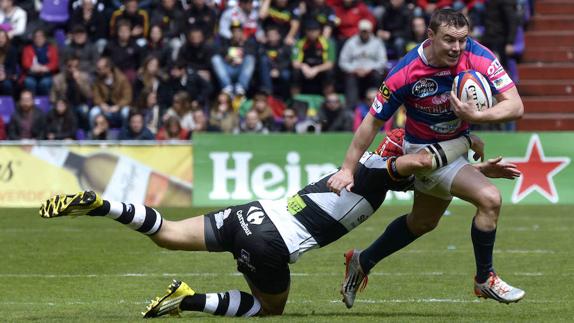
477, 185, 502, 213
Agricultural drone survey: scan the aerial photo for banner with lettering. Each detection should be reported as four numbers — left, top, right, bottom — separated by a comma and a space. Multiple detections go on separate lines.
0, 144, 192, 207
193, 132, 574, 206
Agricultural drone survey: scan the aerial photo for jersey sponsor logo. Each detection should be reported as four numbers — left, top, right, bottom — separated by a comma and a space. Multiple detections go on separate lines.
430, 119, 462, 134
412, 78, 438, 98
492, 74, 512, 90
487, 59, 503, 77
238, 249, 256, 272
379, 82, 392, 100
237, 210, 252, 236
246, 206, 266, 225
371, 95, 384, 113
214, 208, 232, 229
287, 194, 307, 215
413, 101, 451, 115
434, 70, 451, 77
431, 92, 450, 105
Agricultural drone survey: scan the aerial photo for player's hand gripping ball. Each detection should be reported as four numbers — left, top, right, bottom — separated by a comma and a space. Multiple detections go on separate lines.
452, 70, 493, 111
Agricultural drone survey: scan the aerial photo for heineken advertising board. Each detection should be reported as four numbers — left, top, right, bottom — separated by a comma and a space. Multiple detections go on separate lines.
193, 132, 573, 206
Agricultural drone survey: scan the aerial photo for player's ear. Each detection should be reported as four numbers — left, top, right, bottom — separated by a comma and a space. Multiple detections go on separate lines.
427, 28, 434, 40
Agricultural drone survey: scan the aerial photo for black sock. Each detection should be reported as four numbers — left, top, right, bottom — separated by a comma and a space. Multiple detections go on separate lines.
87, 200, 163, 235
180, 291, 261, 317
471, 217, 496, 283
359, 214, 418, 274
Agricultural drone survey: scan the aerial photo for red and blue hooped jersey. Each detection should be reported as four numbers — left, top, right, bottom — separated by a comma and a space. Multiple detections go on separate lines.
370, 38, 514, 144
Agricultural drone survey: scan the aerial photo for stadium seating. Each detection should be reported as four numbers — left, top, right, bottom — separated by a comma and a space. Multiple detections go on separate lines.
0, 96, 15, 123
518, 0, 574, 130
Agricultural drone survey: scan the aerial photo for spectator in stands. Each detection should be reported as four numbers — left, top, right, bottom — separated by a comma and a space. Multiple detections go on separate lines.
0, 29, 18, 95
177, 26, 214, 84
333, 0, 376, 44
0, 0, 27, 39
7, 90, 46, 139
156, 115, 190, 140
157, 60, 205, 113
90, 56, 132, 128
50, 55, 92, 131
0, 116, 6, 139
22, 29, 59, 96
45, 98, 78, 140
406, 15, 427, 52
144, 25, 172, 69
60, 25, 98, 74
250, 90, 277, 131
185, 0, 217, 39
278, 106, 298, 133
150, 0, 184, 42
258, 25, 292, 99
68, 0, 108, 48
119, 111, 155, 140
162, 90, 194, 131
291, 20, 335, 95
209, 91, 238, 133
219, 0, 260, 40
482, 0, 519, 70
316, 92, 353, 132
235, 109, 269, 134
103, 19, 142, 83
417, 0, 453, 18
110, 0, 149, 39
339, 19, 387, 108
190, 109, 220, 135
133, 88, 161, 134
453, 0, 486, 35
352, 87, 378, 131
300, 0, 337, 40
133, 55, 165, 100
379, 0, 412, 58
88, 113, 110, 139
259, 0, 301, 46
211, 20, 257, 96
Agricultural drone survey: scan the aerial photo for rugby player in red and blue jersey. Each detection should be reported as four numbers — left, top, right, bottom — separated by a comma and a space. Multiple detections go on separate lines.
329, 9, 525, 307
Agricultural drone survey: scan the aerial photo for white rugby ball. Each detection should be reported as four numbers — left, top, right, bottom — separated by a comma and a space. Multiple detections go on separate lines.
452, 70, 493, 111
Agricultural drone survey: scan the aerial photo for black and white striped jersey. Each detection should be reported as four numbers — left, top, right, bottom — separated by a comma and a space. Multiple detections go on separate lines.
261, 152, 413, 262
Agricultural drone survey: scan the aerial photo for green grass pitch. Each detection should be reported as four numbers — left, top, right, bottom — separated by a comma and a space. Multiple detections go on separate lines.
1, 204, 572, 322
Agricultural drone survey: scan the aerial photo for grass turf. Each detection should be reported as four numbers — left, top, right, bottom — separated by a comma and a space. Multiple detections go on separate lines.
0, 204, 572, 322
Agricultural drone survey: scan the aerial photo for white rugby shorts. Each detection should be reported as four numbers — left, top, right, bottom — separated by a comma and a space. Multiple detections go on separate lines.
403, 140, 469, 200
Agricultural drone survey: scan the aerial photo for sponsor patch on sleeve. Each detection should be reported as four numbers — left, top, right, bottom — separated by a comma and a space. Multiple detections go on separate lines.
379, 82, 392, 100
371, 94, 384, 113
492, 74, 513, 91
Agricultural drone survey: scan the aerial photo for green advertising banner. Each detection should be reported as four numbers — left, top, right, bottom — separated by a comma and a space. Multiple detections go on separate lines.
193, 132, 573, 207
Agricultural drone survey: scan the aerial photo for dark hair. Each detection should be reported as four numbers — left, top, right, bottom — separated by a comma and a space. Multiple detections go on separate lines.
428, 8, 469, 33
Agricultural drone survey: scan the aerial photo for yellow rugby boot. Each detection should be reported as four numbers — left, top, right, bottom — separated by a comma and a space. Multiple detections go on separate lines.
39, 191, 103, 218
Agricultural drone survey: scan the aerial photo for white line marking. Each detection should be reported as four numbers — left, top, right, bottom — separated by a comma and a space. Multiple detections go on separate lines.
0, 272, 549, 278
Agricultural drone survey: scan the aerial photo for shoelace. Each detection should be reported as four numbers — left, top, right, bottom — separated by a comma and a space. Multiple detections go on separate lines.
488, 275, 510, 295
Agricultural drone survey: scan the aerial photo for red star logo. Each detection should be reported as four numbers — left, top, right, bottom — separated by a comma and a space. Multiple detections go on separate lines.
506, 135, 570, 203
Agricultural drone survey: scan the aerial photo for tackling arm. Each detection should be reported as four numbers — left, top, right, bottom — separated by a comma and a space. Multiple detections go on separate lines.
327, 113, 385, 193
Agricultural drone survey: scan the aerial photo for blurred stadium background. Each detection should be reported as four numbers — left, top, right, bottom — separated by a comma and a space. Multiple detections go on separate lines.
1, 0, 573, 321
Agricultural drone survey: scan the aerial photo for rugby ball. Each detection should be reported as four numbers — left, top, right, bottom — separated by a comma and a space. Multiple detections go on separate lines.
452, 70, 493, 111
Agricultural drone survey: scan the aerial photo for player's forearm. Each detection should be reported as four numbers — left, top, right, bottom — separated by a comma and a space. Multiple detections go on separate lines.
341, 114, 382, 172
475, 88, 524, 123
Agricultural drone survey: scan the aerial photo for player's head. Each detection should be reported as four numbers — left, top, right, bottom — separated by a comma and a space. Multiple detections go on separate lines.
376, 128, 405, 158
427, 8, 469, 67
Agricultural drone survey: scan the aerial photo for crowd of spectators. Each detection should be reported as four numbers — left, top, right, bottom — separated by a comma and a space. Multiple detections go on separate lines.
0, 0, 527, 140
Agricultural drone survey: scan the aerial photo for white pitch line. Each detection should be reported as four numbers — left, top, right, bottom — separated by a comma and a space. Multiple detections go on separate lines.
0, 272, 548, 278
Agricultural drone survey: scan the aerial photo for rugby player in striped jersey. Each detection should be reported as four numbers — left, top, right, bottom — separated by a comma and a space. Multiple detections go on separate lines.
40, 130, 519, 317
